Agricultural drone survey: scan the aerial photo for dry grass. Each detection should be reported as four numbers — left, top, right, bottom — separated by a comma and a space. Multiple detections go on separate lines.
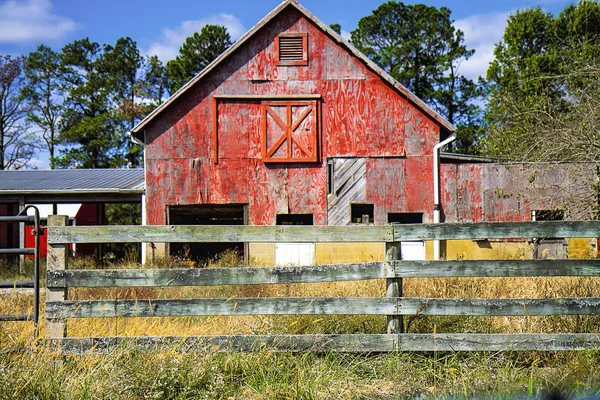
3, 252, 600, 338
2, 252, 600, 398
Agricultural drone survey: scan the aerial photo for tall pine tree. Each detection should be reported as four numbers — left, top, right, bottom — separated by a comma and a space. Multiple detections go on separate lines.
351, 1, 483, 153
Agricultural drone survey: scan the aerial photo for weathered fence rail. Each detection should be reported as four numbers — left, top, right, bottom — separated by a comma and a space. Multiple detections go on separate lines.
45, 220, 600, 353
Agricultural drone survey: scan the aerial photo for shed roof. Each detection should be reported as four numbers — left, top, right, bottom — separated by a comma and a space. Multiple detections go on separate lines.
0, 169, 144, 194
130, 0, 455, 141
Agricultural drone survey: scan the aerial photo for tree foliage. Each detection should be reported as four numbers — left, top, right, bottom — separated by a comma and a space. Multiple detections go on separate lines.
485, 2, 600, 162
166, 25, 232, 93
22, 45, 64, 168
58, 38, 126, 168
351, 1, 483, 153
0, 55, 39, 170
57, 37, 161, 168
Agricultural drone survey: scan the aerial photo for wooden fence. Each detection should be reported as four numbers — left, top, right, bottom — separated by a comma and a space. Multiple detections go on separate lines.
45, 217, 600, 354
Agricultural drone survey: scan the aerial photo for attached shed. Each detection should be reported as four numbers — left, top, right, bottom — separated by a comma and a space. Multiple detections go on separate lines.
0, 169, 144, 259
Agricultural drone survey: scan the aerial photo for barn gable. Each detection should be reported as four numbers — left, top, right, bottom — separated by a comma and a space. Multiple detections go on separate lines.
137, 0, 456, 265
131, 0, 454, 145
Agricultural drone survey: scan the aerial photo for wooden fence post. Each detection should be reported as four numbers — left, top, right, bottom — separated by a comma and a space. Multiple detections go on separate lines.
386, 242, 403, 334
46, 215, 69, 341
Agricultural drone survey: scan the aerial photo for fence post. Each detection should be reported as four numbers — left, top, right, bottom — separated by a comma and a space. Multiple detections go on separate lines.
46, 215, 69, 342
386, 242, 403, 334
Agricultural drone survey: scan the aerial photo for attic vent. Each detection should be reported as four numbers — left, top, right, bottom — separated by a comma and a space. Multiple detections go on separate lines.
276, 33, 308, 66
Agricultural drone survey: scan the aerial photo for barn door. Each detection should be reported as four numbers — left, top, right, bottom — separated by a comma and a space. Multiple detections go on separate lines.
262, 101, 318, 163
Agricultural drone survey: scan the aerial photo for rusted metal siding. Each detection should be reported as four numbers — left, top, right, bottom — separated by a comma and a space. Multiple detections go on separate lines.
144, 7, 442, 226
441, 163, 599, 223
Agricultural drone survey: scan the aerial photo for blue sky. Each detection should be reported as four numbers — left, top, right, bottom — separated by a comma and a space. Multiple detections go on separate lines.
0, 0, 574, 168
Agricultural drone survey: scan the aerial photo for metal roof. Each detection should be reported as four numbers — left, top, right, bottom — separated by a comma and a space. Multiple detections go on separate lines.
440, 152, 495, 163
130, 0, 455, 140
0, 169, 144, 194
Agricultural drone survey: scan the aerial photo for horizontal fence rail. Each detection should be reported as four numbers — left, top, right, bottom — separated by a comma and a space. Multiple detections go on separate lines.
47, 225, 394, 244
46, 297, 600, 319
46, 221, 600, 244
46, 260, 600, 288
44, 219, 600, 353
52, 333, 600, 354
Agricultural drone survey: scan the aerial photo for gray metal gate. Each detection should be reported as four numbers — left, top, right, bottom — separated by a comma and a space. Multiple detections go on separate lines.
0, 206, 41, 328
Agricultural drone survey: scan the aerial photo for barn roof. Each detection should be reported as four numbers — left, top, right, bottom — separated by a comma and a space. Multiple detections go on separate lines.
0, 169, 144, 194
130, 0, 455, 141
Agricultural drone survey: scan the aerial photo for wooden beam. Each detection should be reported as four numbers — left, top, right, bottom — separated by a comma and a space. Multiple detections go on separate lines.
46, 297, 397, 319
393, 259, 600, 278
46, 262, 390, 288
46, 297, 600, 319
52, 334, 397, 354
51, 333, 600, 354
212, 97, 218, 164
398, 297, 600, 316
397, 333, 600, 351
213, 94, 322, 100
386, 243, 402, 334
393, 221, 600, 240
47, 225, 394, 244
46, 215, 69, 341
46, 221, 600, 245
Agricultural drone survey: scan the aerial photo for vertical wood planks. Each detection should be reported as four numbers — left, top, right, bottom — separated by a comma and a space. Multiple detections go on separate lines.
385, 242, 403, 334
46, 215, 69, 341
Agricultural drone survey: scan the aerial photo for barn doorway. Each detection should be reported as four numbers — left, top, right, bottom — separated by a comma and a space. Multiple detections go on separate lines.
168, 204, 246, 263
388, 212, 426, 260
532, 209, 567, 259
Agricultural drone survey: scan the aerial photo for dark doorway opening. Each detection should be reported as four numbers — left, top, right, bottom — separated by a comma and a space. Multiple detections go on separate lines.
388, 213, 423, 224
168, 204, 246, 262
351, 204, 374, 224
532, 209, 567, 259
276, 214, 314, 225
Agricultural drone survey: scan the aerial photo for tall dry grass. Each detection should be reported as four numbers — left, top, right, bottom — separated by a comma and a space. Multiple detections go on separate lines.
1, 248, 597, 339
3, 252, 600, 398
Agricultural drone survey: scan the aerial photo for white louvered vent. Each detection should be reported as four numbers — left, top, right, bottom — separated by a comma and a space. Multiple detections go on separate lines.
279, 37, 303, 60
277, 34, 307, 65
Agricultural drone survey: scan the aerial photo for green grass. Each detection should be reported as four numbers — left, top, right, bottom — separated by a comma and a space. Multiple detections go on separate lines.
2, 340, 600, 399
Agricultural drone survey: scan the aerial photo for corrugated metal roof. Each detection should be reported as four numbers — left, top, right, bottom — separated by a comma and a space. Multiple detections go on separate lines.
0, 169, 144, 193
440, 152, 495, 163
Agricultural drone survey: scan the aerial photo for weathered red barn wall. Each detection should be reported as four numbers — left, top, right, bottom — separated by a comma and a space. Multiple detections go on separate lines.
441, 163, 598, 222
144, 7, 442, 226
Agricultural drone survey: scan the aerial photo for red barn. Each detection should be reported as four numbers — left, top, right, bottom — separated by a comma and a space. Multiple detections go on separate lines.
131, 0, 597, 262
131, 0, 457, 262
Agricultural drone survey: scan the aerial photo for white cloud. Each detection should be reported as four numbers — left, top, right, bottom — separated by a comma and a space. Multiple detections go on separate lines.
0, 0, 78, 44
454, 11, 510, 80
146, 14, 245, 62
26, 157, 50, 170
340, 30, 351, 42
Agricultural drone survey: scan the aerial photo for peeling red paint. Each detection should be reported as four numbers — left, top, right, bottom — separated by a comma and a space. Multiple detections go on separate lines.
143, 8, 447, 226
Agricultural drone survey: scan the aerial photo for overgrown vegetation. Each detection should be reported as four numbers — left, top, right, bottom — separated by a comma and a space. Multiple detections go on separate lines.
2, 251, 600, 398
2, 338, 600, 399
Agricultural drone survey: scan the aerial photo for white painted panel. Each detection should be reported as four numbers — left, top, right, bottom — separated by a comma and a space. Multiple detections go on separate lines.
400, 241, 426, 260
26, 203, 82, 219
275, 243, 315, 266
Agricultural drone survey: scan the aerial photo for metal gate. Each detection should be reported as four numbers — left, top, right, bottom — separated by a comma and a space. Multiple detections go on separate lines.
0, 206, 41, 328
